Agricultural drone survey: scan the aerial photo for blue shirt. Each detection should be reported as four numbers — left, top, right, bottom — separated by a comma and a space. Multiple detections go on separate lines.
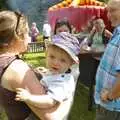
94, 25, 120, 111
40, 71, 75, 103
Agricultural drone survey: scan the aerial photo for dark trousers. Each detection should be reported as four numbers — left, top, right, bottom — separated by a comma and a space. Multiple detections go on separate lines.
25, 112, 40, 120
96, 105, 120, 120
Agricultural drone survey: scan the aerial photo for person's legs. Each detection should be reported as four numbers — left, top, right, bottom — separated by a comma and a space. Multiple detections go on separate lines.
96, 105, 120, 120
25, 112, 40, 120
31, 36, 36, 42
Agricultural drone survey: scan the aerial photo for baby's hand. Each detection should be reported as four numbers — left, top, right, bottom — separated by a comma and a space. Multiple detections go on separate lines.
15, 88, 31, 101
100, 88, 109, 102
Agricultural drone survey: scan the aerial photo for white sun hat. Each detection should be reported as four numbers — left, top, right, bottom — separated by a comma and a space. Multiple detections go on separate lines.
50, 32, 81, 64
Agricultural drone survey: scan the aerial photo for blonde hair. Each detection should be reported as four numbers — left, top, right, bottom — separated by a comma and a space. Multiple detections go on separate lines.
0, 10, 28, 49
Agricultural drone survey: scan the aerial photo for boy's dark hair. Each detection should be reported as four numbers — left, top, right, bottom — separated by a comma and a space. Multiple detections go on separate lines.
54, 18, 72, 34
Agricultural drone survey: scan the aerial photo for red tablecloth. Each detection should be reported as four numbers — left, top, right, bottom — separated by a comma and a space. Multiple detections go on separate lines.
48, 6, 112, 32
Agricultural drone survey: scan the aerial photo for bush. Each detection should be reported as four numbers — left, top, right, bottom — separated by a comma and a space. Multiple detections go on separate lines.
36, 34, 44, 42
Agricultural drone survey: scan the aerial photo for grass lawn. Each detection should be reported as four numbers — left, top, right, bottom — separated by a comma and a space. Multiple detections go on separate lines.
0, 52, 96, 120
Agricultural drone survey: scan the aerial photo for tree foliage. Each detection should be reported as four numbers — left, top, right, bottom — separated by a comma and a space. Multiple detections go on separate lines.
98, 0, 109, 3
0, 0, 7, 9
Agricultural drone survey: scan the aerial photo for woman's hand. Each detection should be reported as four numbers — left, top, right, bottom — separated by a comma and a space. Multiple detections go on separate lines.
15, 88, 31, 101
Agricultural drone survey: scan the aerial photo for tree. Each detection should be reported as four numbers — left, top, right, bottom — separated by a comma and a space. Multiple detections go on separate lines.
0, 0, 7, 9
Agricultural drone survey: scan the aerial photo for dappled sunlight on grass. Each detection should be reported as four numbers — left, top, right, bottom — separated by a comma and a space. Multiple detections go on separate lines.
23, 52, 46, 67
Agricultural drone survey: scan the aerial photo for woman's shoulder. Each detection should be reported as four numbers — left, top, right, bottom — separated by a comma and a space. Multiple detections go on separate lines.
10, 59, 29, 69
2, 58, 44, 93
3, 59, 30, 82
1, 59, 31, 90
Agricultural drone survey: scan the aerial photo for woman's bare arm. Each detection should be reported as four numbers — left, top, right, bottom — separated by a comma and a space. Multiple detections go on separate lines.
105, 29, 113, 39
16, 88, 56, 108
2, 59, 60, 119
4, 59, 45, 94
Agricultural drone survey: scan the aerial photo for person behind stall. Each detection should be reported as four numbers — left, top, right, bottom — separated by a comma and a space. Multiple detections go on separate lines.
77, 18, 112, 111
88, 18, 112, 50
54, 18, 72, 34
15, 32, 81, 120
30, 22, 39, 42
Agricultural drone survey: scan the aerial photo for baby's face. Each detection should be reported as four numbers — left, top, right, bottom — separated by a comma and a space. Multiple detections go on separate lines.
46, 46, 73, 74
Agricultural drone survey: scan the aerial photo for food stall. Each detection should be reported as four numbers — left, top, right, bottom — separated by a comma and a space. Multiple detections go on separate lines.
48, 0, 111, 32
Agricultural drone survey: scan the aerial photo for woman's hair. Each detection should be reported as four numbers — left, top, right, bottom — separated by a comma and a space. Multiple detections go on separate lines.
54, 18, 72, 34
0, 10, 28, 48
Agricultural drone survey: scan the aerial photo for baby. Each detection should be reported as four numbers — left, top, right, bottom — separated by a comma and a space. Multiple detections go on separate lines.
16, 32, 81, 120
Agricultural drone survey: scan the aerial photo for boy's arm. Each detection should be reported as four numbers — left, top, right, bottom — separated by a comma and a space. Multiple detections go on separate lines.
16, 88, 57, 109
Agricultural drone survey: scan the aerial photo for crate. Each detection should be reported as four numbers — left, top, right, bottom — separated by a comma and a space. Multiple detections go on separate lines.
27, 42, 45, 53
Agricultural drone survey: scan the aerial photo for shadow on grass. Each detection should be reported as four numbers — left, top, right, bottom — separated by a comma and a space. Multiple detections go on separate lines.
68, 80, 96, 120
24, 56, 45, 60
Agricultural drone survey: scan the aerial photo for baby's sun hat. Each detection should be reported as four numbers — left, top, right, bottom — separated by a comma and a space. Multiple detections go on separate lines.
50, 32, 81, 63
